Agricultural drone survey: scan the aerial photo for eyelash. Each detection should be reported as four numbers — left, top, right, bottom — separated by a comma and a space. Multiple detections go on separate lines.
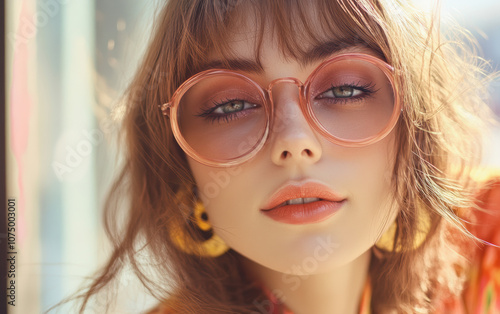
196, 98, 257, 124
316, 81, 377, 104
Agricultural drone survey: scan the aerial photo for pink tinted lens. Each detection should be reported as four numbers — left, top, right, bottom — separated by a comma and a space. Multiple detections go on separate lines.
177, 73, 268, 162
309, 59, 395, 141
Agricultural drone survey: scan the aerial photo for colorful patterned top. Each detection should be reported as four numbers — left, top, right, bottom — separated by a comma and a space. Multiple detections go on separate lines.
149, 177, 500, 314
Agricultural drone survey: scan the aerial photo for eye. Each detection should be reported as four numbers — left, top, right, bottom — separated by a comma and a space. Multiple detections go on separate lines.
213, 100, 254, 114
195, 98, 262, 124
318, 86, 363, 99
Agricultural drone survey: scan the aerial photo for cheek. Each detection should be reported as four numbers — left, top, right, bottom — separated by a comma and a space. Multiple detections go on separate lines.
187, 160, 258, 232
187, 160, 277, 266
332, 133, 399, 245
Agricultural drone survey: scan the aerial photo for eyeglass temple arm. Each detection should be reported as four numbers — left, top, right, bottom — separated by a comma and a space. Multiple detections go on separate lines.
159, 103, 171, 116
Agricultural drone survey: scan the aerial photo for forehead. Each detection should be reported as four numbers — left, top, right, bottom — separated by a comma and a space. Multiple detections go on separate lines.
201, 0, 384, 73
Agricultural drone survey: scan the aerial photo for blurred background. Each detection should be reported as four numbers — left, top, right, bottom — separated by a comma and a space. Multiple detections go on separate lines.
4, 0, 500, 313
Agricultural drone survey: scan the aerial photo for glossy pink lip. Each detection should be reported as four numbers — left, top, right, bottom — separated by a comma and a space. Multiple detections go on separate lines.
261, 180, 346, 225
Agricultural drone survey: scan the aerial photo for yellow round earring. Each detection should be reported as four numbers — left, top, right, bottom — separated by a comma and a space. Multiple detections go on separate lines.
375, 208, 431, 253
169, 187, 230, 257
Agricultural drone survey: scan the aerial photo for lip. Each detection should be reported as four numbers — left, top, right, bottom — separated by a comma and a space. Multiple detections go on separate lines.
261, 180, 347, 225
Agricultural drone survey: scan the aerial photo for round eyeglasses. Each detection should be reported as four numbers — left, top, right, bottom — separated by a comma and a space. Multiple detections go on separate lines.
160, 53, 401, 167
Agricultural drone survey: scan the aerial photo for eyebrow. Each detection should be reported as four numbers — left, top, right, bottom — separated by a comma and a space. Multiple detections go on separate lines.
199, 58, 264, 73
198, 39, 376, 73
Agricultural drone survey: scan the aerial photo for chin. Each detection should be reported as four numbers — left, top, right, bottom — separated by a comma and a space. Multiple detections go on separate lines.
244, 237, 370, 275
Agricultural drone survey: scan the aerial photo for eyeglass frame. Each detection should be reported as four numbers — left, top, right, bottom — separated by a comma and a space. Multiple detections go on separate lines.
160, 52, 402, 168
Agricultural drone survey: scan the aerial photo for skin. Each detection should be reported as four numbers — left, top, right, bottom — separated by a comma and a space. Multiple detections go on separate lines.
186, 10, 400, 314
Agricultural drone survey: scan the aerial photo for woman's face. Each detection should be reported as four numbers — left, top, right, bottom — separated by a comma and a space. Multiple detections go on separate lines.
186, 13, 399, 274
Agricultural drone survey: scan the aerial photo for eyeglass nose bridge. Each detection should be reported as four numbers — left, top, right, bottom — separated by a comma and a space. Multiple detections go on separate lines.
267, 77, 304, 94
266, 77, 306, 109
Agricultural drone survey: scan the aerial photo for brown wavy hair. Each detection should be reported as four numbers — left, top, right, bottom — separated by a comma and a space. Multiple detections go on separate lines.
62, 0, 495, 313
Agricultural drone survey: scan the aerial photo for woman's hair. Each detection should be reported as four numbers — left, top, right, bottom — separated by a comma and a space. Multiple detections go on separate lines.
68, 0, 495, 313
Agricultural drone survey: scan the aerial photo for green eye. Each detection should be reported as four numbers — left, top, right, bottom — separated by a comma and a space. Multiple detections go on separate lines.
333, 86, 358, 97
320, 86, 362, 99
219, 101, 245, 113
213, 100, 257, 114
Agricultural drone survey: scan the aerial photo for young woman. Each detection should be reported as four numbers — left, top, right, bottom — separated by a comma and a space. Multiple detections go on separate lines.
75, 0, 500, 313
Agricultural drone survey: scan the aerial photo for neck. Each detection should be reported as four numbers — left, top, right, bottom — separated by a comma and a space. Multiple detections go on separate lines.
241, 251, 371, 314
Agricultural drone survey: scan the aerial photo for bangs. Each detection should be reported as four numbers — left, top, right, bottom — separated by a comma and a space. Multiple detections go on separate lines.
178, 0, 391, 78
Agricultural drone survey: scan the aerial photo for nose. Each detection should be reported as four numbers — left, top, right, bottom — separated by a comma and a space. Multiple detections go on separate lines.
268, 82, 322, 168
